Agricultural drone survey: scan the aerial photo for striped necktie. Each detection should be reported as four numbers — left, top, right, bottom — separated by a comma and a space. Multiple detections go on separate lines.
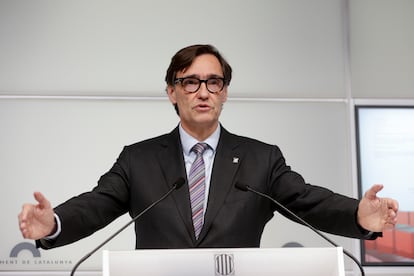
188, 142, 209, 239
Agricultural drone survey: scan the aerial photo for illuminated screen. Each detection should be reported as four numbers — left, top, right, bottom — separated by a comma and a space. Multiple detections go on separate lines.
355, 105, 414, 266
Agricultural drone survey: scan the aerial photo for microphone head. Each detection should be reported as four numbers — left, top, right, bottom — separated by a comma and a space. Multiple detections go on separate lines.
174, 177, 185, 190
235, 182, 249, 192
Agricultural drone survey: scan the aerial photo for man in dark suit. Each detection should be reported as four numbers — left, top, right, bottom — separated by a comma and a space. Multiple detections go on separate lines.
19, 44, 398, 250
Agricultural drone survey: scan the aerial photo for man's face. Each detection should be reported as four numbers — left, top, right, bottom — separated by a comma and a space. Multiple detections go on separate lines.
167, 54, 228, 135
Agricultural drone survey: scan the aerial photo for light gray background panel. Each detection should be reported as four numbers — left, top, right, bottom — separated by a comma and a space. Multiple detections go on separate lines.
0, 0, 346, 98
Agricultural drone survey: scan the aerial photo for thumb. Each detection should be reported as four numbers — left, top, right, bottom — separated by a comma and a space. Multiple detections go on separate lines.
364, 184, 384, 200
33, 191, 51, 210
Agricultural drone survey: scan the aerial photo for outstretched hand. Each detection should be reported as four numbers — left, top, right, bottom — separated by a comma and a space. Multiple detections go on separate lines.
18, 192, 56, 240
357, 184, 399, 232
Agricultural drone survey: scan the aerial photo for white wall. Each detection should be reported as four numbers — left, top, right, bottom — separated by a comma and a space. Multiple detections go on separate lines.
350, 0, 414, 98
0, 0, 346, 98
0, 0, 413, 275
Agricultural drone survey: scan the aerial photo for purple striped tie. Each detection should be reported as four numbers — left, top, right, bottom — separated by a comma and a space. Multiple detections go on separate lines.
188, 142, 209, 239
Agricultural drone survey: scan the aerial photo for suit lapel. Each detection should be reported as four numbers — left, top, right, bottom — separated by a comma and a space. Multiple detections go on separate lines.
156, 127, 195, 241
197, 128, 242, 242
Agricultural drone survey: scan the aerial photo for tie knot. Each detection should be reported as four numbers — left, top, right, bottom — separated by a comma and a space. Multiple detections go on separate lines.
192, 142, 209, 155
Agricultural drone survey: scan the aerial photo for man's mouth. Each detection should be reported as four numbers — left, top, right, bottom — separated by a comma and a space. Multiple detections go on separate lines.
194, 104, 211, 111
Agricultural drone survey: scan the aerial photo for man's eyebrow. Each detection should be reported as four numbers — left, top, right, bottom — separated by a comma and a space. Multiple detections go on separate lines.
181, 74, 224, 79
207, 74, 224, 78
180, 74, 198, 78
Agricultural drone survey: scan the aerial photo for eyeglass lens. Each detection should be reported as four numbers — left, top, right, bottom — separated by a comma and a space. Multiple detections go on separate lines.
180, 78, 224, 93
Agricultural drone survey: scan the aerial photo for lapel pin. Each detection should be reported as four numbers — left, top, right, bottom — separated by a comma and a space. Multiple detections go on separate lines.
232, 157, 239, 164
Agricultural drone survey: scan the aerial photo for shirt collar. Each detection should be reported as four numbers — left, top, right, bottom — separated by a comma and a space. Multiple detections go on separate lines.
179, 123, 220, 155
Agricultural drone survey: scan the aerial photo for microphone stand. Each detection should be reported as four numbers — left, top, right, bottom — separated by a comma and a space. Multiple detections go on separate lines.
70, 178, 185, 276
238, 183, 365, 276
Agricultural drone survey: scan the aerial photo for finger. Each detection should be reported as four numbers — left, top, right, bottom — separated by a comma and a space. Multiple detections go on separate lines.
387, 198, 399, 212
19, 221, 28, 236
364, 184, 384, 200
33, 191, 51, 209
21, 226, 31, 239
388, 208, 398, 222
19, 203, 33, 222
18, 215, 30, 238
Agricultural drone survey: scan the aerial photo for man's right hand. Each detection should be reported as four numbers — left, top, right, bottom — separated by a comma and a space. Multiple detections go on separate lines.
18, 192, 56, 240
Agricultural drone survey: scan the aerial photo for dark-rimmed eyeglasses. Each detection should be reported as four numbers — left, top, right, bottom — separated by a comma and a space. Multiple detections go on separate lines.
174, 77, 225, 93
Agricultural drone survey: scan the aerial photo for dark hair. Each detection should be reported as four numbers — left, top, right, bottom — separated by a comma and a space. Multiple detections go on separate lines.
165, 44, 232, 86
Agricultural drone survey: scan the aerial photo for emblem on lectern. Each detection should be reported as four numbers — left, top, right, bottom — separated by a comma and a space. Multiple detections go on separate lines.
214, 253, 235, 275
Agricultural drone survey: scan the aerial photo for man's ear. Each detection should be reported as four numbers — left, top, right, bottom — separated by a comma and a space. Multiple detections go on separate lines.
221, 86, 228, 103
166, 85, 177, 104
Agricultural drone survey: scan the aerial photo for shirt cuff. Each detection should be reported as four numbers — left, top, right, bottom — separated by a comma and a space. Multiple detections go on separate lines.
363, 231, 374, 239
44, 213, 62, 240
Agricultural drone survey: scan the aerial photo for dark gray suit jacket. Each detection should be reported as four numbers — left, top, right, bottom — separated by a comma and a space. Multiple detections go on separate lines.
38, 126, 375, 249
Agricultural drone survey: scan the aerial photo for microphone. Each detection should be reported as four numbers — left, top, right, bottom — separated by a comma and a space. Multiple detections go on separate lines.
70, 177, 185, 276
235, 182, 365, 276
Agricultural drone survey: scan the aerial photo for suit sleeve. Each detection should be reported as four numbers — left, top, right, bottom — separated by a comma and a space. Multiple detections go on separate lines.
267, 145, 381, 239
37, 146, 132, 249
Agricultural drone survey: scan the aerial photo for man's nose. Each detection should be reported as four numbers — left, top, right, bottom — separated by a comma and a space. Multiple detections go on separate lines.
197, 82, 210, 97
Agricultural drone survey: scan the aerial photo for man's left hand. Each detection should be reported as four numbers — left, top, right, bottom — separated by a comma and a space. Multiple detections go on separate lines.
357, 184, 399, 232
